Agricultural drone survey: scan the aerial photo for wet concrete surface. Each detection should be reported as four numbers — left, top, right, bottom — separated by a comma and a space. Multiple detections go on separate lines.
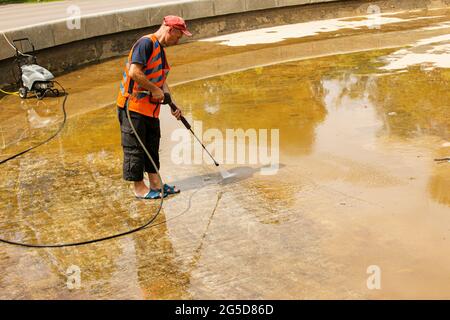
0, 7, 449, 299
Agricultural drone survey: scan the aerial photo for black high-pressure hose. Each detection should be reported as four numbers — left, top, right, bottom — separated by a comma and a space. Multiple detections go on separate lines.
0, 84, 164, 248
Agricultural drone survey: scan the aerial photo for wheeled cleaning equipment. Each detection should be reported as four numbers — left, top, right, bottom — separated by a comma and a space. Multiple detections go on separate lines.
12, 38, 59, 100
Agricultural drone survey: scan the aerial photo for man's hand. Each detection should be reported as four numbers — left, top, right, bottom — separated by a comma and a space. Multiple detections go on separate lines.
171, 107, 182, 120
162, 93, 172, 105
150, 87, 164, 101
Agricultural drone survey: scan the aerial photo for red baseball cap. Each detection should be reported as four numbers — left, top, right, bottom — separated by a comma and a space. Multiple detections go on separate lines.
163, 15, 192, 37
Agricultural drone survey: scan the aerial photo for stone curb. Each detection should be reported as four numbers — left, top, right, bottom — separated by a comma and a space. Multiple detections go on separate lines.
0, 0, 339, 61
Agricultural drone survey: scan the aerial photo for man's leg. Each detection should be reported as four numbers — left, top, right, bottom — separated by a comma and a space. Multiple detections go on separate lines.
147, 172, 179, 193
142, 115, 179, 195
148, 173, 162, 190
123, 146, 151, 197
134, 180, 150, 197
119, 107, 151, 197
144, 117, 163, 194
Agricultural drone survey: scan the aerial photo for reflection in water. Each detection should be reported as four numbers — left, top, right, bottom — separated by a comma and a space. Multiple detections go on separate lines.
0, 106, 192, 299
370, 67, 450, 139
0, 15, 449, 298
0, 97, 64, 155
429, 162, 450, 206
172, 50, 450, 298
173, 61, 328, 159
318, 62, 449, 206
132, 217, 192, 299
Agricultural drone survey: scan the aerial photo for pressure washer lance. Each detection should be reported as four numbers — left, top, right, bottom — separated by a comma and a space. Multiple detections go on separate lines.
167, 99, 217, 165
148, 92, 235, 180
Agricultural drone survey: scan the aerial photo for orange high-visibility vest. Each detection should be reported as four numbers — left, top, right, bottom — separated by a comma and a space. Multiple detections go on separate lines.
116, 34, 170, 118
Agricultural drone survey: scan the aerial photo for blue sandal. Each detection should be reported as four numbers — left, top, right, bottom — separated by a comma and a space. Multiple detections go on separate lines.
163, 184, 180, 195
135, 189, 167, 200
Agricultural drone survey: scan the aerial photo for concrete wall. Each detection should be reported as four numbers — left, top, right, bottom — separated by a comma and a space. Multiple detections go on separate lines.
0, 0, 340, 62
1, 0, 448, 88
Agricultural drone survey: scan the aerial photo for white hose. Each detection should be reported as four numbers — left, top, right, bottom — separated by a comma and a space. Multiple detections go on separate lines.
2, 32, 16, 51
2, 32, 35, 58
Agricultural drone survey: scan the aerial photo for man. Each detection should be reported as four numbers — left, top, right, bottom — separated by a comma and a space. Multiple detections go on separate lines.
117, 15, 192, 199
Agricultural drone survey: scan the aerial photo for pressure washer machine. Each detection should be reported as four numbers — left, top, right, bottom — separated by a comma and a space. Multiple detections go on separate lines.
12, 38, 59, 100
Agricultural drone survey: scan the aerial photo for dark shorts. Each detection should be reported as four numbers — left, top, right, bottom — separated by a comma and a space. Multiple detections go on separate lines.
117, 106, 160, 181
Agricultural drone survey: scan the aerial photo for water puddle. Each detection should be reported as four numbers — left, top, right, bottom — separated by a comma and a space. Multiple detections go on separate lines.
0, 7, 449, 299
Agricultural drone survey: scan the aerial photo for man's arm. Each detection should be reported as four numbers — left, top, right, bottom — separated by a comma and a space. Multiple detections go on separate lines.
129, 63, 164, 101
127, 37, 164, 101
